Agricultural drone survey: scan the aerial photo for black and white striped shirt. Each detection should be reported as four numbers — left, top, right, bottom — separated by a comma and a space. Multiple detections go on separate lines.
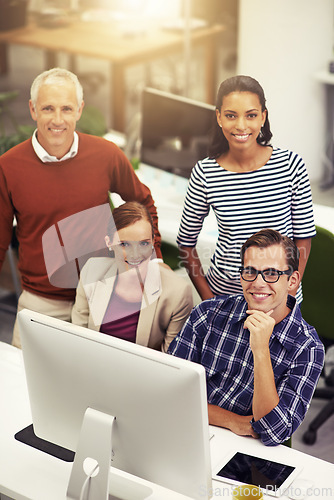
176, 148, 316, 299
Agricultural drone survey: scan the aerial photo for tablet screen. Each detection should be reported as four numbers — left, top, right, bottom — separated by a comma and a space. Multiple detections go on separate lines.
215, 452, 296, 494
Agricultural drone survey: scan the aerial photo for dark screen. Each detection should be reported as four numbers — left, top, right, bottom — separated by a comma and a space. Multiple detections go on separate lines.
216, 452, 296, 493
141, 88, 215, 178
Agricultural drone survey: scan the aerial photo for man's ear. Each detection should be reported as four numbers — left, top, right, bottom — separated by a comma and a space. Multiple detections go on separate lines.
77, 100, 85, 121
288, 270, 300, 292
29, 100, 37, 121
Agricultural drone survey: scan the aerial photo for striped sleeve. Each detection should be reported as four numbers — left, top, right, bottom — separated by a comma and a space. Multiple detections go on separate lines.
288, 150, 316, 238
176, 161, 211, 247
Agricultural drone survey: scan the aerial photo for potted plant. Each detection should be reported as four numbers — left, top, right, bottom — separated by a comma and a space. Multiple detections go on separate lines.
76, 105, 107, 137
0, 90, 34, 155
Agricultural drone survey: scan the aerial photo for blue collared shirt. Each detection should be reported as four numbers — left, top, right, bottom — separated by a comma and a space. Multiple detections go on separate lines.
168, 294, 324, 446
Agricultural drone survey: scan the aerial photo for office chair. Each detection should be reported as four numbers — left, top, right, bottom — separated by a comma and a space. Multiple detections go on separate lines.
300, 225, 334, 445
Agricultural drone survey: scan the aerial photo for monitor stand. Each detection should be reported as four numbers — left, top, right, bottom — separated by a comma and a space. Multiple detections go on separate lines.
66, 408, 153, 500
67, 407, 115, 500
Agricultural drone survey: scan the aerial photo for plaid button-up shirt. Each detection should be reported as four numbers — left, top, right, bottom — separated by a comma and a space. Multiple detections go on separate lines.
168, 294, 324, 446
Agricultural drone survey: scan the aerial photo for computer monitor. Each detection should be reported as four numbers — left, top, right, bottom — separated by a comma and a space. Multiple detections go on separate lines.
18, 309, 212, 500
140, 87, 216, 178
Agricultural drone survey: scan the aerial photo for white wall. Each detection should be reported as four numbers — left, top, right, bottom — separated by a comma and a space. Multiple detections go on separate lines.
237, 0, 334, 181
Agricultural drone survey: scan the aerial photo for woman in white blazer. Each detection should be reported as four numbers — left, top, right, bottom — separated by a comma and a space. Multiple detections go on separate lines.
71, 201, 193, 352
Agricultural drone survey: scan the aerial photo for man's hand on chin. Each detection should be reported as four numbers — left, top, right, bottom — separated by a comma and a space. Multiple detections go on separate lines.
244, 309, 275, 353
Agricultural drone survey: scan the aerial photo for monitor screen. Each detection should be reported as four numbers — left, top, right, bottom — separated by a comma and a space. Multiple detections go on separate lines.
140, 87, 216, 178
18, 309, 212, 500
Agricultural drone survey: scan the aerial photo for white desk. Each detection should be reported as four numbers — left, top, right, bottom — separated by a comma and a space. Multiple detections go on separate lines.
0, 342, 193, 500
1, 342, 334, 500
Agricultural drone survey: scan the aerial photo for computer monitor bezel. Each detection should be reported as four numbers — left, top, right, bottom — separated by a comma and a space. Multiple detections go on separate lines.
140, 87, 216, 179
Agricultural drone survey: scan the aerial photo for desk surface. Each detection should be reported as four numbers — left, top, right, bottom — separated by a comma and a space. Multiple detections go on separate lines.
1, 342, 334, 500
0, 342, 192, 500
0, 19, 224, 131
0, 19, 224, 65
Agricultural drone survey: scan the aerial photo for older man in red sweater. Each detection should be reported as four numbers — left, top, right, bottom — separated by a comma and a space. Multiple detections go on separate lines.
0, 68, 162, 348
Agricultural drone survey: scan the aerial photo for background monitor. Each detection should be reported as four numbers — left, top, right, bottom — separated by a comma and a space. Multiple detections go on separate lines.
140, 87, 216, 178
18, 309, 212, 500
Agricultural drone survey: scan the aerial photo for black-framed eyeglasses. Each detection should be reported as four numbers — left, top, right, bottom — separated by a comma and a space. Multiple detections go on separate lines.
239, 266, 292, 283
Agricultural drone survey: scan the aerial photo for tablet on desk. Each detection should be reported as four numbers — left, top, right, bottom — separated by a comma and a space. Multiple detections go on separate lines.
212, 450, 302, 497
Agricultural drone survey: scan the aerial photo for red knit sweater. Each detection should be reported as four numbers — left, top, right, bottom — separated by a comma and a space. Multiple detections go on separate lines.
0, 133, 161, 301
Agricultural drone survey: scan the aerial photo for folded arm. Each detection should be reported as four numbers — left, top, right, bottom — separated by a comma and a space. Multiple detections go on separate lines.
208, 404, 258, 438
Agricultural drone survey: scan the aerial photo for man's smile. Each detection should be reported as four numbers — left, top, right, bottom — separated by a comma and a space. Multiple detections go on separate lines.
250, 292, 271, 298
49, 128, 66, 133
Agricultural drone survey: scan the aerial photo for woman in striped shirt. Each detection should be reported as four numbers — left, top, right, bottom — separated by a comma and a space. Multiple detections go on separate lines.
177, 75, 315, 302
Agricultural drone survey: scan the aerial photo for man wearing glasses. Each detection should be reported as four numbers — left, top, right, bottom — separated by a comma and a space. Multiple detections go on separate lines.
168, 229, 324, 446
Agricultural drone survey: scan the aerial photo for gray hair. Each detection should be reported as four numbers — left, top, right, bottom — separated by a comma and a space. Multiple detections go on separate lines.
30, 68, 83, 110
